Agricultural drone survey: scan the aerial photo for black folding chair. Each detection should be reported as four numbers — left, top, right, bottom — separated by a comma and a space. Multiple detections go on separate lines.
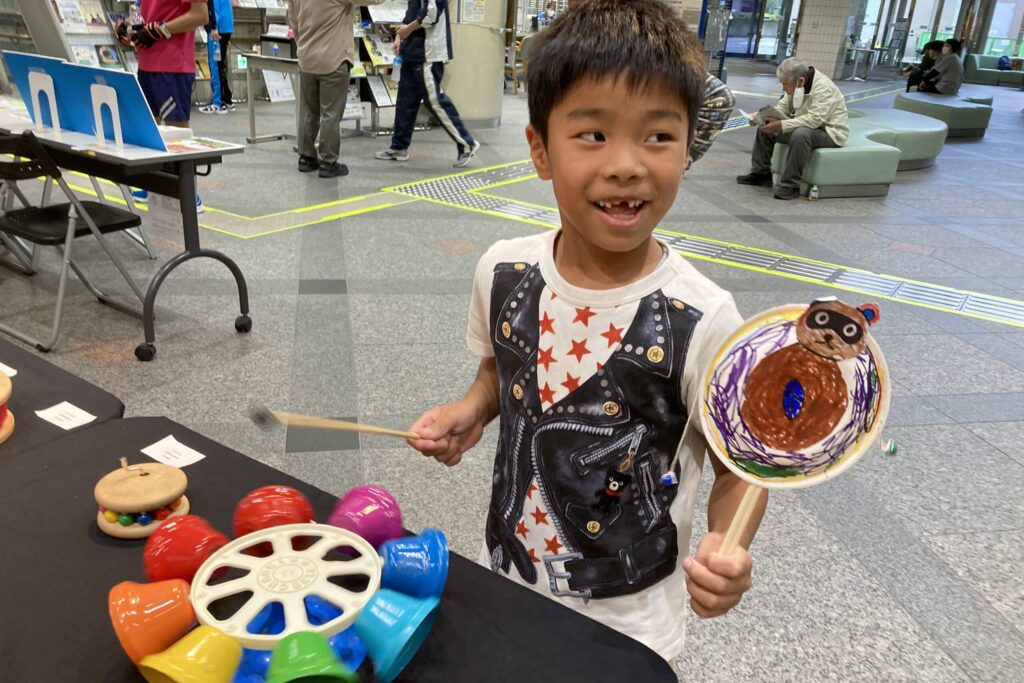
0, 130, 146, 351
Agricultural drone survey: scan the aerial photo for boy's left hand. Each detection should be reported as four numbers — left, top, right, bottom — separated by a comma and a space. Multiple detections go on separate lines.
682, 531, 753, 618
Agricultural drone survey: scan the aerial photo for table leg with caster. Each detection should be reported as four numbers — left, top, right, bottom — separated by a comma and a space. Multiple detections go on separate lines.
134, 249, 252, 361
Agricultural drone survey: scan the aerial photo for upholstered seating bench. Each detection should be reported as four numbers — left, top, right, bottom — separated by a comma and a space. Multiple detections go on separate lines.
964, 54, 1024, 88
892, 91, 993, 138
770, 118, 901, 198
848, 108, 948, 170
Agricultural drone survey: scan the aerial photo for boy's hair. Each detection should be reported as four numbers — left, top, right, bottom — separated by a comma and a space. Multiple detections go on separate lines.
526, 0, 705, 144
924, 40, 945, 53
944, 38, 962, 54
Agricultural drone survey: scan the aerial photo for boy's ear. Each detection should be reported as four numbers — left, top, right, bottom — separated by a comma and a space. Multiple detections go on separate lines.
525, 124, 552, 180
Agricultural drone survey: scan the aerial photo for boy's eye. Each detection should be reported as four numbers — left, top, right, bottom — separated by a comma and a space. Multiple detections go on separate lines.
580, 132, 605, 143
646, 133, 674, 143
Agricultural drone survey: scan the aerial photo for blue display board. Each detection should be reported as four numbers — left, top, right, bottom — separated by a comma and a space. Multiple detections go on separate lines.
60, 64, 166, 151
2, 51, 167, 152
2, 51, 70, 129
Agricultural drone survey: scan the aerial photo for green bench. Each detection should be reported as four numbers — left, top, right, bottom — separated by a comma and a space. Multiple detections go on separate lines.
892, 91, 992, 138
769, 106, 949, 197
770, 118, 901, 198
964, 54, 1024, 88
848, 108, 948, 170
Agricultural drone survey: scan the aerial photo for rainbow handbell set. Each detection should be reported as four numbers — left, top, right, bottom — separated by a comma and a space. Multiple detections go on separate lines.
107, 483, 448, 683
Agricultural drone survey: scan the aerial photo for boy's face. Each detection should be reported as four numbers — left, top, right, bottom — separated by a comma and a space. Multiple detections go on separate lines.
526, 76, 690, 255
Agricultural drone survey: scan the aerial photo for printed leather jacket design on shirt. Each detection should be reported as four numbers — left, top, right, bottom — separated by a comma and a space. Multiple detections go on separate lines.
485, 261, 703, 600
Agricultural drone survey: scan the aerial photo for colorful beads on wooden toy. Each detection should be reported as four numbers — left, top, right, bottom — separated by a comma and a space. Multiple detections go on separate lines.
104, 510, 120, 523
118, 513, 136, 526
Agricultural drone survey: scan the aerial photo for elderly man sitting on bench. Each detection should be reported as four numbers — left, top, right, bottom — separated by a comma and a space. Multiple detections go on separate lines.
736, 57, 849, 200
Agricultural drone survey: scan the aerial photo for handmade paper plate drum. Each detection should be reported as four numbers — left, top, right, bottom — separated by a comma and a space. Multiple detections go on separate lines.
701, 301, 890, 490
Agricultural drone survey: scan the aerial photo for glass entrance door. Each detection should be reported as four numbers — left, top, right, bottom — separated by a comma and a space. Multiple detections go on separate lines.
726, 0, 766, 55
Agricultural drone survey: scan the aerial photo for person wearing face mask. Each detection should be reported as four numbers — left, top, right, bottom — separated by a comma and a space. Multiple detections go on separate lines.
736, 57, 848, 200
918, 38, 963, 95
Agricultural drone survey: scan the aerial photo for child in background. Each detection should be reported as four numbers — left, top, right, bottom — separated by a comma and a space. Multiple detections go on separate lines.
407, 0, 765, 661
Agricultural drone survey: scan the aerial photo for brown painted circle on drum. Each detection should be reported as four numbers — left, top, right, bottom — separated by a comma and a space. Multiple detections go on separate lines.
741, 345, 847, 451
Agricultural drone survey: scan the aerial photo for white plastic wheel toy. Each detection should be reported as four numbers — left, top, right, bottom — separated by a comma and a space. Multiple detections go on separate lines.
190, 523, 382, 649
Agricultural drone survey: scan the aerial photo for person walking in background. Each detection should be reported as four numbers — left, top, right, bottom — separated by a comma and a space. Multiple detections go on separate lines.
198, 0, 234, 114
117, 0, 209, 212
289, 0, 384, 178
918, 38, 964, 95
374, 0, 480, 168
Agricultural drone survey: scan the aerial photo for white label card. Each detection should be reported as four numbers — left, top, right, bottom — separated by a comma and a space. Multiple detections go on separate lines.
142, 435, 207, 467
0, 361, 16, 377
35, 401, 96, 430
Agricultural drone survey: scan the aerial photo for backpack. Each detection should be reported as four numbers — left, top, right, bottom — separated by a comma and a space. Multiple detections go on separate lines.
998, 55, 1011, 70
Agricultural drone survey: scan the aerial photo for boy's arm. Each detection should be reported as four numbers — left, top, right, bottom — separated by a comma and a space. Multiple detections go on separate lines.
407, 357, 499, 467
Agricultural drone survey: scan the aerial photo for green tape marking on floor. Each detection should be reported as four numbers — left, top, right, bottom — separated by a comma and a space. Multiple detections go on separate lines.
383, 159, 1024, 329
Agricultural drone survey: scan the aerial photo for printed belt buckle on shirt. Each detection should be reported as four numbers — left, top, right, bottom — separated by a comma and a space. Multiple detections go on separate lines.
544, 551, 591, 601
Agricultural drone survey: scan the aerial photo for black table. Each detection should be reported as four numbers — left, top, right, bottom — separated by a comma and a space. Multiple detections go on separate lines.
32, 136, 251, 362
0, 116, 251, 361
0, 338, 124, 456
0, 417, 674, 682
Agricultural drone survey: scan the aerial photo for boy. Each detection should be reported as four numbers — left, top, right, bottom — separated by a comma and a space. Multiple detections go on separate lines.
117, 0, 208, 211
408, 0, 765, 661
374, 0, 479, 168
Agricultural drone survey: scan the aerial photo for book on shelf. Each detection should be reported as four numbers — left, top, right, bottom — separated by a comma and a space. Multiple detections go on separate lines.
195, 59, 211, 80
366, 1, 408, 24
96, 45, 123, 69
80, 1, 108, 32
343, 82, 363, 121
362, 35, 395, 66
54, 0, 88, 33
72, 45, 100, 66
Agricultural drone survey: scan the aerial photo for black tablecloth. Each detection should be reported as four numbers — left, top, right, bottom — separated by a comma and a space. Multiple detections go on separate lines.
0, 339, 125, 456
0, 417, 674, 683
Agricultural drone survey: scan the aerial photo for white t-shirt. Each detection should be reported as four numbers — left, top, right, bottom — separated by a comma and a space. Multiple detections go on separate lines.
466, 230, 742, 660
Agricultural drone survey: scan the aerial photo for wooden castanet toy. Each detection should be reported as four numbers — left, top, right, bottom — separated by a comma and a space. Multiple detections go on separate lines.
94, 458, 190, 539
0, 373, 14, 445
699, 298, 890, 555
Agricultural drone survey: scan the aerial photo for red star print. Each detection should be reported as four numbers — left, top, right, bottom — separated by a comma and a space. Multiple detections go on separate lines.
568, 339, 590, 363
538, 312, 556, 335
538, 382, 556, 405
573, 306, 596, 326
528, 548, 541, 563
527, 483, 538, 500
562, 373, 580, 392
597, 362, 604, 371
544, 535, 564, 555
600, 323, 624, 348
537, 346, 557, 372
550, 292, 557, 301
516, 520, 528, 539
530, 507, 550, 526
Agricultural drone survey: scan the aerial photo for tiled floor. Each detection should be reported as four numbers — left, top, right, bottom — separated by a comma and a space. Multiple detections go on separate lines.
2, 61, 1023, 680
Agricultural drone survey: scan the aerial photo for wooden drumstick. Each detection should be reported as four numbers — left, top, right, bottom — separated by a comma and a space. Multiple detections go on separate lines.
251, 407, 420, 440
718, 483, 764, 556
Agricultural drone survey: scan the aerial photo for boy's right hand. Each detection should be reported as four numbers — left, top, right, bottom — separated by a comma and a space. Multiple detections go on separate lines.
407, 401, 485, 467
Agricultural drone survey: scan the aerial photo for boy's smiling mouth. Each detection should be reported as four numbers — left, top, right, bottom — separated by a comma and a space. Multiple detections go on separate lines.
595, 198, 648, 223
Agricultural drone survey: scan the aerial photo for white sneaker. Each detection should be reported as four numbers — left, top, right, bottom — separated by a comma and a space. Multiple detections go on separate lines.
198, 104, 220, 114
374, 148, 410, 161
196, 195, 205, 214
453, 140, 481, 168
